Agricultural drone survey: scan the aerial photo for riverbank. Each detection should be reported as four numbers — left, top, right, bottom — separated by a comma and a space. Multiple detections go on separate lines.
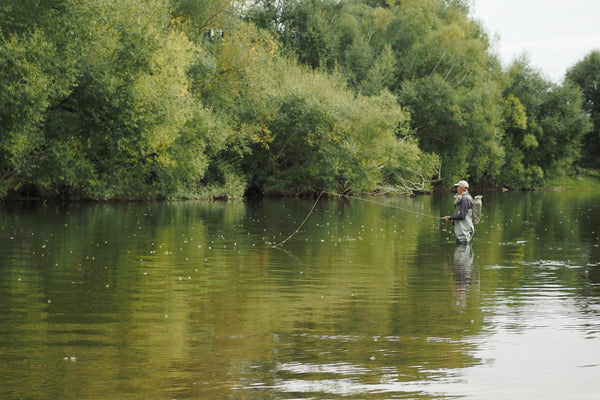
3, 170, 599, 204
543, 170, 600, 191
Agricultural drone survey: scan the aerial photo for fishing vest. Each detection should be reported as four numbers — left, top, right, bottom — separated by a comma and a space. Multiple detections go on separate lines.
454, 192, 473, 212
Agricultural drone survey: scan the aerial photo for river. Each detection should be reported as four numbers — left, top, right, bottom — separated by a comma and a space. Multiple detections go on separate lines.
1, 190, 599, 399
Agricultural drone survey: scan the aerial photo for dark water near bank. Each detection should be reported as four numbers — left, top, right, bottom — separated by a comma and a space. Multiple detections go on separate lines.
1, 190, 599, 399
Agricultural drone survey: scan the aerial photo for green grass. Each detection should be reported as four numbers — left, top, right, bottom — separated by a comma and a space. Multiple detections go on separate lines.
544, 169, 600, 190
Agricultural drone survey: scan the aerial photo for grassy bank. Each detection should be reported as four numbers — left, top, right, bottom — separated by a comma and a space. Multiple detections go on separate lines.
544, 170, 600, 190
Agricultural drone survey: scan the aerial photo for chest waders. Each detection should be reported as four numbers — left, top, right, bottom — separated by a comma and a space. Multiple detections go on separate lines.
453, 193, 475, 244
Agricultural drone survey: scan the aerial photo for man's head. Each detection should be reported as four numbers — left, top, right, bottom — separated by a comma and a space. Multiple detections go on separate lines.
454, 180, 469, 194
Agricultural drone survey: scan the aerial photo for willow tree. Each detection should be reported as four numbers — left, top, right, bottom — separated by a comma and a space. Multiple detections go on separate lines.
0, 0, 228, 199
188, 2, 440, 195
247, 0, 506, 187
389, 0, 505, 185
0, 1, 76, 197
236, 55, 438, 196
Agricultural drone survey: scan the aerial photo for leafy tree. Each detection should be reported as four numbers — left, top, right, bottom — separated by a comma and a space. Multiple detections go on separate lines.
389, 0, 505, 185
501, 58, 591, 188
194, 5, 439, 196
566, 50, 600, 169
278, 0, 344, 69
248, 0, 504, 186
171, 0, 230, 32
46, 0, 202, 199
249, 67, 437, 195
222, 35, 438, 195
1, 0, 222, 199
0, 0, 592, 200
0, 1, 77, 197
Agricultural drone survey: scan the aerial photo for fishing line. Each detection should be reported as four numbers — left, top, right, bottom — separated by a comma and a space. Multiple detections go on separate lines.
324, 191, 440, 220
271, 191, 324, 248
271, 190, 439, 248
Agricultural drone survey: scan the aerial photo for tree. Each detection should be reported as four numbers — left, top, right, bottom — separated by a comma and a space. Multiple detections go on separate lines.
390, 0, 505, 185
566, 50, 600, 169
0, 0, 220, 199
0, 1, 77, 197
199, 6, 440, 196
500, 57, 591, 188
230, 46, 438, 196
278, 0, 344, 69
1, 0, 591, 200
247, 0, 504, 186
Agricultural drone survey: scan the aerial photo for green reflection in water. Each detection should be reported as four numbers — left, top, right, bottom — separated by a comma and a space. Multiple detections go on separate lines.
0, 190, 599, 399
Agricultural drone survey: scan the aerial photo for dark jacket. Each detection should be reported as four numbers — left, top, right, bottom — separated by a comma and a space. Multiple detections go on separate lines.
449, 192, 473, 221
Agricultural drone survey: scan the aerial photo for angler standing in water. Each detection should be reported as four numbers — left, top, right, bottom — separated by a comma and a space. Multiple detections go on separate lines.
442, 180, 475, 245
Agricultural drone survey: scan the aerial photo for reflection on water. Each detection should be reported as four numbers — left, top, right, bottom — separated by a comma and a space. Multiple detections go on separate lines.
0, 191, 599, 399
453, 244, 478, 309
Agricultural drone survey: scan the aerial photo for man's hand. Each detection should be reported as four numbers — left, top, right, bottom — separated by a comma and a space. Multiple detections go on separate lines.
442, 216, 451, 221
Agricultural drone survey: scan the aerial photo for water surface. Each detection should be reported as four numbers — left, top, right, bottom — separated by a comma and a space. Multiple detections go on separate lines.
1, 190, 599, 399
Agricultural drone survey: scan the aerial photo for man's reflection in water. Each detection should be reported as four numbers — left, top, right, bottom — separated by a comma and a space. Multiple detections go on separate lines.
453, 244, 479, 309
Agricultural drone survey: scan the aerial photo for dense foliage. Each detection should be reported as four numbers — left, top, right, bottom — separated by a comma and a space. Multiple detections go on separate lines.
566, 50, 600, 170
0, 0, 595, 200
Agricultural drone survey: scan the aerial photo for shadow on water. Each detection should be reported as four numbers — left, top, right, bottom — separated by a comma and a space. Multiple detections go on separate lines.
0, 190, 599, 399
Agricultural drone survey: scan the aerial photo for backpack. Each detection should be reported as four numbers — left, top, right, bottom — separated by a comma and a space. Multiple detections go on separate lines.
472, 195, 483, 225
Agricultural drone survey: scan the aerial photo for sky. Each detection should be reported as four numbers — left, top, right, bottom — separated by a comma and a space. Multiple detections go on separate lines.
469, 0, 600, 82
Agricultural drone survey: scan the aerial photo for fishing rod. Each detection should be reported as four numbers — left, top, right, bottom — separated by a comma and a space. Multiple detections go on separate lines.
324, 191, 439, 219
271, 190, 439, 248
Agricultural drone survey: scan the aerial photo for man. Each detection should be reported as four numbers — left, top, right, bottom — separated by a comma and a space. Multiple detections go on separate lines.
442, 180, 475, 245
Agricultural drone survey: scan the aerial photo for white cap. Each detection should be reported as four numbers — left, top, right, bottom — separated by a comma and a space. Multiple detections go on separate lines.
454, 180, 469, 189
